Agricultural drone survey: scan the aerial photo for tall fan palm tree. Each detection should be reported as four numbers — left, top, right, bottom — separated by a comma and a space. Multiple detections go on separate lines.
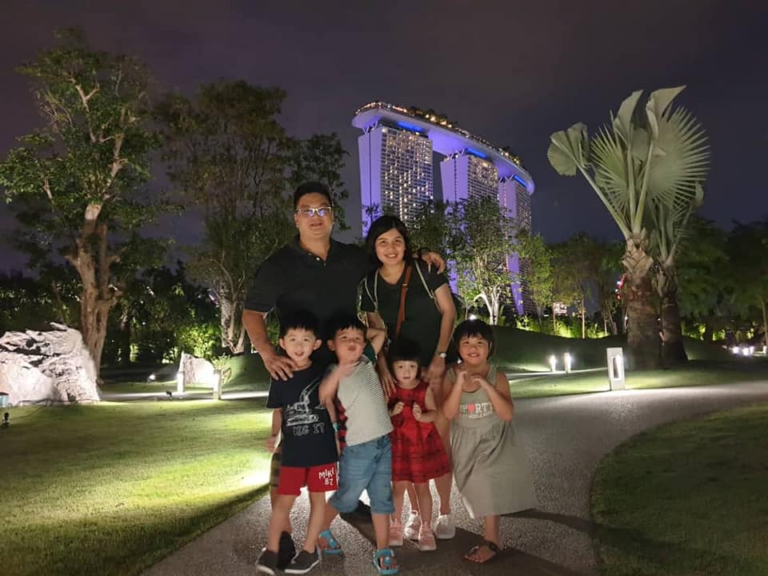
548, 87, 709, 369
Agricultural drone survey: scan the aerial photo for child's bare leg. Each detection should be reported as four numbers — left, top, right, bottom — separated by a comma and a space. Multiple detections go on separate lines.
483, 514, 500, 547
405, 482, 419, 515
266, 494, 296, 552
392, 481, 408, 523
269, 487, 292, 534
304, 491, 326, 553
413, 482, 433, 528
434, 415, 453, 516
372, 513, 391, 550
434, 473, 452, 515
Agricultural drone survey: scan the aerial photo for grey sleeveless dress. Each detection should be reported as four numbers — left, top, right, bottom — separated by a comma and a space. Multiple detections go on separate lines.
448, 364, 538, 518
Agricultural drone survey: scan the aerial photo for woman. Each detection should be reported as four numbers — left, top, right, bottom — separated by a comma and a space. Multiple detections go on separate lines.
361, 215, 457, 543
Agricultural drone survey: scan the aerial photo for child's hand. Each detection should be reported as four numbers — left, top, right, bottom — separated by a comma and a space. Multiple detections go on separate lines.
391, 401, 405, 416
413, 404, 423, 421
265, 433, 278, 453
472, 375, 492, 390
455, 368, 469, 387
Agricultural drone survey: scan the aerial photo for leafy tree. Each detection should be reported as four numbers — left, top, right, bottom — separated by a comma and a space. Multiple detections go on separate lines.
0, 30, 166, 375
550, 240, 586, 335
596, 241, 625, 335
516, 230, 553, 328
451, 197, 518, 325
409, 201, 454, 262
726, 221, 768, 349
549, 87, 709, 368
675, 217, 729, 341
156, 81, 348, 353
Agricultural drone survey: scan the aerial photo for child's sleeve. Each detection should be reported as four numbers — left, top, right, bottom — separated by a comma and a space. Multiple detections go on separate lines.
266, 378, 282, 409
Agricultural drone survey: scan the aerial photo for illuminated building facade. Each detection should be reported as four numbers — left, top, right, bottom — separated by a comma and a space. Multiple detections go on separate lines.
353, 102, 536, 314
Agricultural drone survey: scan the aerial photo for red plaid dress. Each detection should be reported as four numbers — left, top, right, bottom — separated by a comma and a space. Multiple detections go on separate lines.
389, 380, 451, 483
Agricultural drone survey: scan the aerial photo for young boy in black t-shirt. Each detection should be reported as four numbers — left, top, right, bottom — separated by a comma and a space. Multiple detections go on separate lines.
257, 312, 339, 575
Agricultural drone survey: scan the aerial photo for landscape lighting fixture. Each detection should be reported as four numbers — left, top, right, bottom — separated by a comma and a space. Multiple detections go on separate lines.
564, 353, 573, 374
549, 355, 557, 372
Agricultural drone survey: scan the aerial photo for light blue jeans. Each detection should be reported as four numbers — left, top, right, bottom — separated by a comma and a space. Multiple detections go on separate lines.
330, 435, 394, 515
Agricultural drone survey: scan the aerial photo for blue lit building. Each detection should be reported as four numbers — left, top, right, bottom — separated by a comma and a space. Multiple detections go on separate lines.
352, 102, 536, 314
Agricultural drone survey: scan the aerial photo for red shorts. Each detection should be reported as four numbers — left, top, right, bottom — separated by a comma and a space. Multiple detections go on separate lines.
278, 463, 338, 496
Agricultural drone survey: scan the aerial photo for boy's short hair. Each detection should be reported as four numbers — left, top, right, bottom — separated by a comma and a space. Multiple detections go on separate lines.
293, 181, 333, 209
279, 310, 320, 338
324, 313, 366, 341
387, 339, 422, 370
452, 319, 496, 357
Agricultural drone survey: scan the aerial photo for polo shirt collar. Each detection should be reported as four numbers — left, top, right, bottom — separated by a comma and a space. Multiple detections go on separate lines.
290, 235, 340, 261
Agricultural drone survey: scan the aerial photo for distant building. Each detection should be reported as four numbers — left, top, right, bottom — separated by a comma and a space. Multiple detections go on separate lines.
357, 122, 433, 229
352, 102, 536, 314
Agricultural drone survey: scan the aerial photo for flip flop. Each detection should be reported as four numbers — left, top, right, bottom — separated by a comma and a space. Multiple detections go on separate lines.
464, 540, 500, 564
318, 529, 343, 555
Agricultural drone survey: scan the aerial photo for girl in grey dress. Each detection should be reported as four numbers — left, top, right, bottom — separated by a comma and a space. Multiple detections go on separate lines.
442, 320, 537, 564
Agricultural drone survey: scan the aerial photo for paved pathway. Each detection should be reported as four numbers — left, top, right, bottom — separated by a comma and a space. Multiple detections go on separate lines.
143, 381, 768, 576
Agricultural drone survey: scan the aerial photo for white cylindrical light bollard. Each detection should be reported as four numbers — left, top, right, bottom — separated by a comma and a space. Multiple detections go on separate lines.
564, 353, 572, 374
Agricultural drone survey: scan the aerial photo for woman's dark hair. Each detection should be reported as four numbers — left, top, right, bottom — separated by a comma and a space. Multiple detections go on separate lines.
365, 215, 414, 266
387, 339, 422, 372
452, 319, 496, 357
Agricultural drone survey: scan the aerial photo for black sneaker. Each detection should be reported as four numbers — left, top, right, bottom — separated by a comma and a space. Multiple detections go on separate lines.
256, 548, 279, 575
285, 549, 321, 574
277, 531, 296, 570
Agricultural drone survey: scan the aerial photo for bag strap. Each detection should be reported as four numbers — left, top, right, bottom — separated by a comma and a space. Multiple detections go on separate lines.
395, 265, 413, 339
412, 261, 440, 311
364, 274, 378, 313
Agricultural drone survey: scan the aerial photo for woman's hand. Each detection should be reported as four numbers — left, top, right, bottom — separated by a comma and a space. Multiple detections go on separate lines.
426, 354, 446, 386
378, 362, 397, 398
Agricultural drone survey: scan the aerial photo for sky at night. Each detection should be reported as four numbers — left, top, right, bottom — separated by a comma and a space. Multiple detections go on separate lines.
1, 0, 767, 271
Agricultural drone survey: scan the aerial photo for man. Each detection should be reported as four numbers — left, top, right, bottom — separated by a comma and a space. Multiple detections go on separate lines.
243, 181, 443, 566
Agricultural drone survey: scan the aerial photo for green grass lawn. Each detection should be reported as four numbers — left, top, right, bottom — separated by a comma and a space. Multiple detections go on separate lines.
591, 403, 768, 576
0, 401, 272, 576
509, 360, 768, 399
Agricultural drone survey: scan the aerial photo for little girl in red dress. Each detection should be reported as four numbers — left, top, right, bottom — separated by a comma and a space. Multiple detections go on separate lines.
387, 340, 451, 552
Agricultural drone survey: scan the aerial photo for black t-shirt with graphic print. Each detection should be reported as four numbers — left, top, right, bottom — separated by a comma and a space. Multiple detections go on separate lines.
361, 260, 448, 366
266, 364, 338, 467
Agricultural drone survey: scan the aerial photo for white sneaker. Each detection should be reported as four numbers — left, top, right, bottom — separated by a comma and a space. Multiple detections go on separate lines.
432, 514, 456, 540
404, 511, 421, 540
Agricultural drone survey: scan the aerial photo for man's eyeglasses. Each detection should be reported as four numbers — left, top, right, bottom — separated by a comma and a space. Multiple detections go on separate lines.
295, 207, 332, 218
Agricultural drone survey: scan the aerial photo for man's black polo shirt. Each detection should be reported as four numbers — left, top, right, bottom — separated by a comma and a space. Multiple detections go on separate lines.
245, 237, 370, 337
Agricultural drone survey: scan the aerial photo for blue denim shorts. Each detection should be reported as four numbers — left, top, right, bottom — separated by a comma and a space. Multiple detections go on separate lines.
330, 435, 394, 515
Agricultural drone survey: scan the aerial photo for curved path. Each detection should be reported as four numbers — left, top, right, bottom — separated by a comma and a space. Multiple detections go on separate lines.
143, 381, 768, 576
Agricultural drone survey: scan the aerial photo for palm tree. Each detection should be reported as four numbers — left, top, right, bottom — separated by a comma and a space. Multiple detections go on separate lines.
548, 87, 709, 369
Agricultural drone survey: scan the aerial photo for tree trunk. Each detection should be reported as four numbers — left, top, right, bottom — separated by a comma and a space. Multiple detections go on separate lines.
552, 303, 557, 333
657, 266, 688, 366
702, 322, 714, 343
119, 307, 132, 366
580, 301, 586, 339
762, 299, 768, 350
622, 235, 661, 369
67, 214, 119, 378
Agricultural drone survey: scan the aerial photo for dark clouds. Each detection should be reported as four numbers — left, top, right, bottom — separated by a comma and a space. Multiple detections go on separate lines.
1, 0, 767, 270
